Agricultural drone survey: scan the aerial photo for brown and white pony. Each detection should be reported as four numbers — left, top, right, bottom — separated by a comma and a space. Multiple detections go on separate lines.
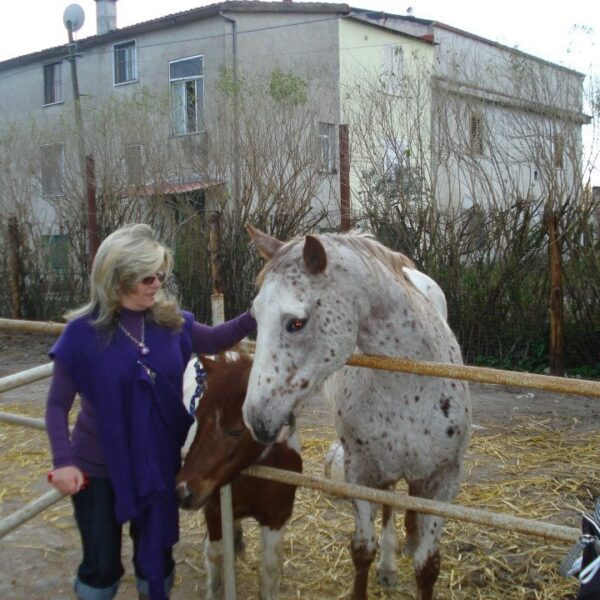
176, 353, 302, 600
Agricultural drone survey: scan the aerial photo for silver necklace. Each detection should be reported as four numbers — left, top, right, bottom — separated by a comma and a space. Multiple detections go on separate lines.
117, 314, 150, 355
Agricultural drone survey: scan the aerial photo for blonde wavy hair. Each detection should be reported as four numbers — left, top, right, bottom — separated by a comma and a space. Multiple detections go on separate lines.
66, 224, 184, 331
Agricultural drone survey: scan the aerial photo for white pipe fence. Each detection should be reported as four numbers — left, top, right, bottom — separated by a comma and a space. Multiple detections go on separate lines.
0, 318, 595, 586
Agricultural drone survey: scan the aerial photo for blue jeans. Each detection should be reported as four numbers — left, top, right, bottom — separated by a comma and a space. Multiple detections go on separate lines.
72, 477, 175, 599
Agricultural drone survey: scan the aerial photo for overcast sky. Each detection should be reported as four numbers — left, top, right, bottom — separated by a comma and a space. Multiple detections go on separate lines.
0, 0, 597, 73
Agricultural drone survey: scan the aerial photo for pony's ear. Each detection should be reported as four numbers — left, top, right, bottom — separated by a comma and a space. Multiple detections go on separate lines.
199, 355, 217, 373
303, 235, 327, 275
245, 224, 284, 260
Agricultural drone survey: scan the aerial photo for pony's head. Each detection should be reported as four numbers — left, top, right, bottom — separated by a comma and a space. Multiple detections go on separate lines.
243, 225, 358, 444
176, 353, 262, 510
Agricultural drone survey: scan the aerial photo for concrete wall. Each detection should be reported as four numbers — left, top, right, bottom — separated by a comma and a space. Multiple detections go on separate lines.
338, 18, 434, 216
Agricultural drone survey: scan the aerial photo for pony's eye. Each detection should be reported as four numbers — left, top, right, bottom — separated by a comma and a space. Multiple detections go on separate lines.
228, 429, 244, 437
286, 318, 307, 332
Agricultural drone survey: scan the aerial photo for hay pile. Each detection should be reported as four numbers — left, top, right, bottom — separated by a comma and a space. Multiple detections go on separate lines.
1, 402, 597, 599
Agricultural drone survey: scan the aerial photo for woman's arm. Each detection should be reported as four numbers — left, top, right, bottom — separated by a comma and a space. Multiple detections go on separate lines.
45, 359, 86, 495
45, 360, 76, 454
192, 311, 256, 355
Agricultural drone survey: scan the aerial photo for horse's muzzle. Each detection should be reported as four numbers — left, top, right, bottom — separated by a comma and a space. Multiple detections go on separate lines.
176, 481, 210, 510
247, 413, 295, 445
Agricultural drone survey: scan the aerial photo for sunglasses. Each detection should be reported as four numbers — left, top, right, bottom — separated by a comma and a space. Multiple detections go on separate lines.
140, 271, 166, 285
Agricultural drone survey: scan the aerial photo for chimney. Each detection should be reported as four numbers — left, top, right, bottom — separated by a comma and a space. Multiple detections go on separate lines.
95, 0, 118, 35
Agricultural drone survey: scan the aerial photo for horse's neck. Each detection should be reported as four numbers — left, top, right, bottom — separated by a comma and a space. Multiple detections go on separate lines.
349, 258, 444, 359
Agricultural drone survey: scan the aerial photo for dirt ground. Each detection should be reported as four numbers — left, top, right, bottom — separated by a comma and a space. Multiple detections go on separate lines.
1, 331, 599, 599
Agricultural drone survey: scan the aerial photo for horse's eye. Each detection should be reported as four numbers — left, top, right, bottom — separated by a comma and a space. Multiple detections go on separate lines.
228, 429, 244, 437
286, 318, 307, 332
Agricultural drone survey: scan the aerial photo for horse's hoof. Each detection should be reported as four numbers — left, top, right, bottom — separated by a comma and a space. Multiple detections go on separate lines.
376, 567, 399, 588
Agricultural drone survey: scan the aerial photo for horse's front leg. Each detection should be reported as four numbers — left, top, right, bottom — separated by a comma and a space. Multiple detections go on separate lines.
376, 499, 399, 588
405, 464, 461, 600
259, 525, 285, 600
350, 498, 377, 600
204, 536, 223, 600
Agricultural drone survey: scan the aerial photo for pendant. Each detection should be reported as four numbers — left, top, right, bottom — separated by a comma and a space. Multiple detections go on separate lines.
140, 346, 150, 355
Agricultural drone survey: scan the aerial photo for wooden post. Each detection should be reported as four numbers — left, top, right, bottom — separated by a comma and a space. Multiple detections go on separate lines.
546, 210, 565, 376
209, 211, 225, 325
208, 210, 236, 598
86, 155, 99, 266
339, 124, 351, 232
7, 217, 24, 319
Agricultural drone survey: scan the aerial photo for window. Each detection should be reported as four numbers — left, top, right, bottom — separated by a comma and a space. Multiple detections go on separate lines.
169, 190, 206, 225
382, 45, 404, 95
124, 144, 143, 185
42, 234, 70, 272
469, 112, 484, 155
114, 41, 137, 85
43, 62, 63, 105
170, 56, 204, 135
319, 122, 336, 173
383, 138, 409, 174
40, 144, 64, 197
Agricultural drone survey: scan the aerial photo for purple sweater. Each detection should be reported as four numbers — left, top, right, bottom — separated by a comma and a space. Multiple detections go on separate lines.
45, 309, 256, 478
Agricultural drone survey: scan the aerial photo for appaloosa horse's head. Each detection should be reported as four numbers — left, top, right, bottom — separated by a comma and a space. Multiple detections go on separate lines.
242, 225, 359, 445
176, 353, 264, 510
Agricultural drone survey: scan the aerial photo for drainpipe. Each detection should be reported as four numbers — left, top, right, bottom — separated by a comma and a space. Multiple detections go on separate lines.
219, 11, 241, 231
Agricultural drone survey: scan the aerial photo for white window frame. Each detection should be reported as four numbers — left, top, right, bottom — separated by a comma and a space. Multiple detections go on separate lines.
319, 122, 336, 174
169, 55, 204, 136
113, 40, 137, 85
43, 62, 63, 106
40, 143, 65, 197
382, 44, 404, 95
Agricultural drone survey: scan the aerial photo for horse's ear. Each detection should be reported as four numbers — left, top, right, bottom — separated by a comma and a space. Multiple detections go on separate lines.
246, 224, 284, 260
199, 355, 217, 373
303, 235, 327, 275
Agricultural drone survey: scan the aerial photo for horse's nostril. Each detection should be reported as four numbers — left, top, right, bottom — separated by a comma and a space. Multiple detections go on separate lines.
252, 417, 277, 445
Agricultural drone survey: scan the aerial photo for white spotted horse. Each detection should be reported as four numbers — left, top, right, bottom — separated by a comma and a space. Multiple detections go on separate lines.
242, 225, 471, 600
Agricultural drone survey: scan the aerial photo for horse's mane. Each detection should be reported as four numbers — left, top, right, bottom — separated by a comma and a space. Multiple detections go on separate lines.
256, 232, 415, 286
338, 234, 415, 278
201, 353, 252, 411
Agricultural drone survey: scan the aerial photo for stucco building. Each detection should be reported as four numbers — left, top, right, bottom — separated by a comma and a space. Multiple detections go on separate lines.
0, 0, 589, 242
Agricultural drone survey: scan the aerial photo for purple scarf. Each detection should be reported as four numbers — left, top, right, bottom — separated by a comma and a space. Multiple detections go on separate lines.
51, 311, 195, 600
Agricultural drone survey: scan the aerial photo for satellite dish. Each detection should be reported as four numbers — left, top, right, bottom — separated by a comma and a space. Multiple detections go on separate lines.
63, 4, 85, 32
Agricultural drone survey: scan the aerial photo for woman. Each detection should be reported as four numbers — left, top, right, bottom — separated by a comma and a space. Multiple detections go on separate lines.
45, 224, 256, 600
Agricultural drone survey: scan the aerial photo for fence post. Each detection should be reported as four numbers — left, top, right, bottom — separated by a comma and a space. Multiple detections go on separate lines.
547, 210, 565, 376
208, 210, 236, 599
7, 216, 24, 319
